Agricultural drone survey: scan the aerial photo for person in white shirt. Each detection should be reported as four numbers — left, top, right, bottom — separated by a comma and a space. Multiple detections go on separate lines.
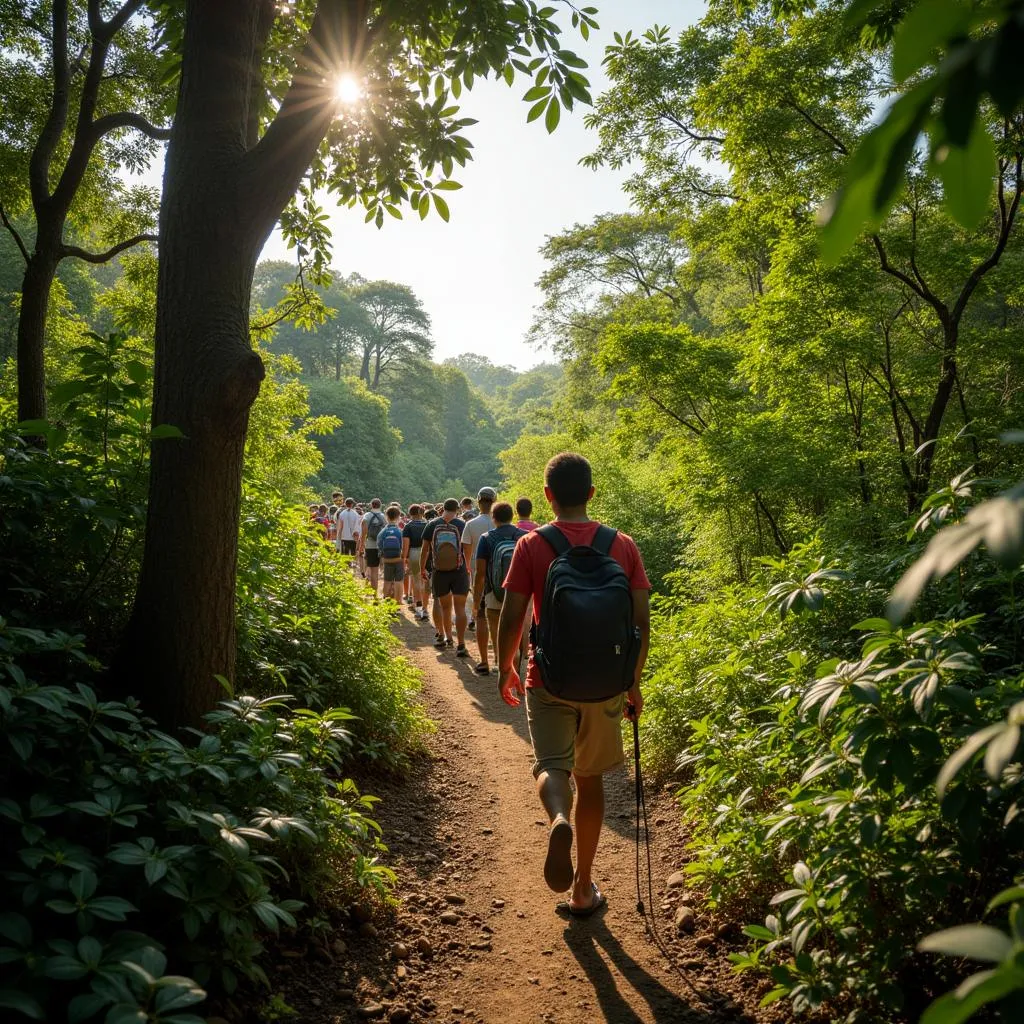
462, 486, 496, 648
335, 497, 361, 558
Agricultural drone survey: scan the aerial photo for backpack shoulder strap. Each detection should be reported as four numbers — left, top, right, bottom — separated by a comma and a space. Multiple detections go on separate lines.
592, 524, 618, 556
537, 523, 571, 557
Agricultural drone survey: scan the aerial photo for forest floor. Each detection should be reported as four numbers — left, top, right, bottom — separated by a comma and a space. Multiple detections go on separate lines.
268, 603, 786, 1024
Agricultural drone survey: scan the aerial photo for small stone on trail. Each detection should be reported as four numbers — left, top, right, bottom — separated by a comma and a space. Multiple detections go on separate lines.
439, 911, 460, 925
332, 939, 348, 956
667, 871, 687, 889
480, 827, 493, 835
695, 933, 715, 949
444, 893, 466, 905
357, 1004, 385, 1020
396, 965, 408, 980
470, 941, 491, 951
716, 922, 732, 939
655, 817, 668, 826
354, 903, 374, 923
416, 936, 433, 956
359, 922, 380, 939
674, 905, 696, 934
491, 899, 505, 908
528, 977, 540, 985
389, 1008, 412, 1024
392, 942, 409, 960
516, 911, 526, 918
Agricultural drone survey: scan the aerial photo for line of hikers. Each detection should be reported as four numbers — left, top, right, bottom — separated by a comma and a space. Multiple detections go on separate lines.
312, 454, 651, 918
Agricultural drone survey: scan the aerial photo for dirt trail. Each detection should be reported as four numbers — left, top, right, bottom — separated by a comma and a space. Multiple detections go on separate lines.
275, 604, 782, 1024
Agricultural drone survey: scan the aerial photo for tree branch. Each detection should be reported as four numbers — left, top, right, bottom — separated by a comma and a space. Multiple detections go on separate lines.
871, 233, 945, 318
60, 233, 157, 263
952, 152, 1023, 323
91, 111, 172, 141
0, 201, 30, 263
245, 0, 356, 225
783, 98, 849, 156
29, 0, 71, 209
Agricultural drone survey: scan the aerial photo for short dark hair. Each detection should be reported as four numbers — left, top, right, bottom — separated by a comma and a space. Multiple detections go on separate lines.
424, 507, 437, 519
545, 452, 592, 508
461, 496, 473, 507
409, 504, 422, 516
516, 497, 533, 519
345, 497, 355, 507
444, 498, 460, 513
370, 497, 382, 509
386, 506, 400, 521
318, 504, 328, 514
492, 501, 514, 524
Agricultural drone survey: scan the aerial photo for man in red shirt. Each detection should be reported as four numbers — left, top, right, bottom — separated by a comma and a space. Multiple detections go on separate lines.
497, 452, 651, 916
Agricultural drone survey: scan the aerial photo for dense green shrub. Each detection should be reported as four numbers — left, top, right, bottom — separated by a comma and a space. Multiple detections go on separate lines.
0, 621, 390, 1022
236, 490, 430, 764
639, 481, 1024, 1020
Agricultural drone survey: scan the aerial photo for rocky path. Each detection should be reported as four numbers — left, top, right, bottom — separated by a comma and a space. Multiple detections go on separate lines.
273, 603, 783, 1024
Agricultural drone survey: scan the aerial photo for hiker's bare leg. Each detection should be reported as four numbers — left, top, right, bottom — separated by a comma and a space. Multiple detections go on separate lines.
537, 768, 573, 824
453, 594, 468, 645
431, 589, 442, 632
486, 608, 501, 667
476, 603, 489, 665
439, 593, 454, 640
570, 772, 604, 907
368, 565, 379, 596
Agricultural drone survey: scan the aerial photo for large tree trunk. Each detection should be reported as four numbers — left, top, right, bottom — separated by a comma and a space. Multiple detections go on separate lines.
16, 233, 60, 424
115, 0, 341, 728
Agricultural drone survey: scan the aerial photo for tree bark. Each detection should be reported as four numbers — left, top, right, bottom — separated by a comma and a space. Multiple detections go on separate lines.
16, 234, 60, 424
115, 0, 343, 728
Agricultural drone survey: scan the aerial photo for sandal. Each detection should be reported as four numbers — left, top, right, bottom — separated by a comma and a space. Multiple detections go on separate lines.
474, 662, 490, 675
433, 637, 446, 650
556, 882, 607, 918
456, 644, 468, 657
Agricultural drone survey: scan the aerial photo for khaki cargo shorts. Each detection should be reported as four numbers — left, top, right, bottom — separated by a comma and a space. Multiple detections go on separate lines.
525, 685, 625, 778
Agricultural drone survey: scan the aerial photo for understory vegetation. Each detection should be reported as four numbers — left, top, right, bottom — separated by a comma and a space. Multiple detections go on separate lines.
0, 317, 423, 1019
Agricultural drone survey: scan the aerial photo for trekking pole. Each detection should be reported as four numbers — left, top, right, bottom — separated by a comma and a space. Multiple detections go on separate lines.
628, 703, 710, 999
628, 705, 654, 919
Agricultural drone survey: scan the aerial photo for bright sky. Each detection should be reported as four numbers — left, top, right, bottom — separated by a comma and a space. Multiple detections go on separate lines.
259, 0, 704, 370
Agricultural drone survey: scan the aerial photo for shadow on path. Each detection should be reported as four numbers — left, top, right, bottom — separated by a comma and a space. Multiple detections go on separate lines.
562, 912, 755, 1024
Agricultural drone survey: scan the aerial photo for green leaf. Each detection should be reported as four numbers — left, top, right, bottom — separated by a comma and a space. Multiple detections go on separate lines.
526, 96, 549, 123
934, 119, 996, 229
433, 180, 463, 191
432, 194, 450, 222
522, 85, 552, 102
920, 967, 1024, 1024
892, 0, 971, 84
936, 723, 1005, 795
918, 924, 1013, 963
151, 424, 185, 440
545, 97, 561, 133
0, 989, 45, 1019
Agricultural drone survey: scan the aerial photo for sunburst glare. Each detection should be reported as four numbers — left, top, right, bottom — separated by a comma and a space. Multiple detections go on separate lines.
334, 73, 364, 106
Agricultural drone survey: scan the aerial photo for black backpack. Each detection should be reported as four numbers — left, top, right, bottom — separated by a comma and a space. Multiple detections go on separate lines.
532, 524, 640, 702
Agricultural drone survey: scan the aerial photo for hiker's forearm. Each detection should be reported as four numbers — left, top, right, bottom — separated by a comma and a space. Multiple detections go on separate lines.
633, 630, 649, 686
497, 593, 528, 670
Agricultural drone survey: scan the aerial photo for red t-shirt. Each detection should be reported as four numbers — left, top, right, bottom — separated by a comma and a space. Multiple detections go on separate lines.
503, 520, 651, 688
516, 519, 540, 532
